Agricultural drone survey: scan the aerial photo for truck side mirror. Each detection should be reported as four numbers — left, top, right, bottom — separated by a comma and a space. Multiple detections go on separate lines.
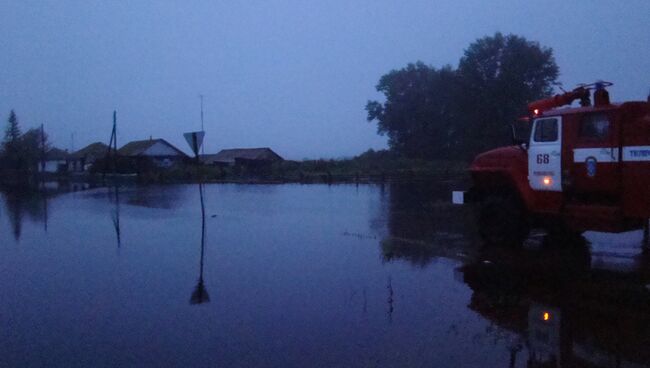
511, 120, 530, 149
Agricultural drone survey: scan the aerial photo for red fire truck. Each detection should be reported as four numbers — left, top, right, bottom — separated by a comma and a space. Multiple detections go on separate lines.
457, 82, 650, 246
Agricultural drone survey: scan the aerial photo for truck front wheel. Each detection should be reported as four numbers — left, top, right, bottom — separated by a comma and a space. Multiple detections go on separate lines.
543, 220, 586, 248
477, 194, 530, 248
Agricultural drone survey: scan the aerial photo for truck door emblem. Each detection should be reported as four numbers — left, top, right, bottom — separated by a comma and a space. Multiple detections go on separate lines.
586, 156, 597, 177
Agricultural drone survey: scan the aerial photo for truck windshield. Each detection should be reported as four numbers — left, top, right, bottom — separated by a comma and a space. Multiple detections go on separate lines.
533, 118, 558, 142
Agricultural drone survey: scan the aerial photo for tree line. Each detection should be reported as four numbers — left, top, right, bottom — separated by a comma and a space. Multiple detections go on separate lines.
0, 110, 50, 175
366, 32, 559, 160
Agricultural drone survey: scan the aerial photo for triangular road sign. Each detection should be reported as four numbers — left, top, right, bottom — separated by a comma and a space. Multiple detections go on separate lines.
183, 131, 205, 157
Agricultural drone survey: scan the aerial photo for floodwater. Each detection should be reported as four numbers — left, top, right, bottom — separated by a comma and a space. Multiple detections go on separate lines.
1, 182, 649, 368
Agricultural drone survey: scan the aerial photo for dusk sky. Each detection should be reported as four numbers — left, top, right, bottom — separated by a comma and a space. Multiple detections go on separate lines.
1, 1, 648, 159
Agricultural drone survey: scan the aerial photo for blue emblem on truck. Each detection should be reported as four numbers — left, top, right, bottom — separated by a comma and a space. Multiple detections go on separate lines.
586, 156, 597, 177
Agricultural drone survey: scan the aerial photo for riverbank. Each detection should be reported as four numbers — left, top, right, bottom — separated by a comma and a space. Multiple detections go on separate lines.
115, 160, 468, 185
127, 152, 469, 184
1, 152, 469, 186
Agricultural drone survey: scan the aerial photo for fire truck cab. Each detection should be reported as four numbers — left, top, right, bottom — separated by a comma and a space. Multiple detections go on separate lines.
466, 83, 650, 246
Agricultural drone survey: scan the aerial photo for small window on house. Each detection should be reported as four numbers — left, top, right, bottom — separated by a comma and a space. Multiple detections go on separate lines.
579, 114, 610, 141
533, 118, 558, 142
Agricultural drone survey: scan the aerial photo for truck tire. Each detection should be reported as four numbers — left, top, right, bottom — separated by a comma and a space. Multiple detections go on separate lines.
477, 194, 529, 248
543, 220, 586, 248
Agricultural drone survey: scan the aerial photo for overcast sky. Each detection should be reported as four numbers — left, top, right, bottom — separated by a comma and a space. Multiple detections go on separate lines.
1, 1, 648, 159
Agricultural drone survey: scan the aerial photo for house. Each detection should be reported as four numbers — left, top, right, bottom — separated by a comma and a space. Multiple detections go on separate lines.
201, 148, 283, 168
39, 147, 69, 173
69, 142, 109, 172
118, 138, 189, 168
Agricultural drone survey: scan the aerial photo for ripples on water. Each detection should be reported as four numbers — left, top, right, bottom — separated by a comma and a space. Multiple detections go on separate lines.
0, 181, 648, 367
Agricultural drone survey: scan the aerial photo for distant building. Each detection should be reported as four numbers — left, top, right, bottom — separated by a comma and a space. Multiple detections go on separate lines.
118, 138, 189, 168
69, 142, 109, 172
39, 147, 69, 173
201, 148, 283, 168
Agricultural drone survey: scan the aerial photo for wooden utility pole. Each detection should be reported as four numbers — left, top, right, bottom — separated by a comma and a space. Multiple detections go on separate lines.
103, 110, 118, 182
40, 123, 48, 232
40, 124, 46, 173
111, 111, 117, 176
200, 94, 205, 155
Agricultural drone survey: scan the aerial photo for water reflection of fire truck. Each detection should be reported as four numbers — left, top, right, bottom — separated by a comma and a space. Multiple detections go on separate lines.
461, 246, 650, 367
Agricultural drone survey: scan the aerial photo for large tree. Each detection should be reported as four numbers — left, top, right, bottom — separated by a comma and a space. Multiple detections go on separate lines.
366, 62, 458, 159
456, 33, 559, 157
3, 110, 21, 149
366, 33, 559, 160
2, 110, 23, 170
1, 111, 49, 172
20, 128, 50, 172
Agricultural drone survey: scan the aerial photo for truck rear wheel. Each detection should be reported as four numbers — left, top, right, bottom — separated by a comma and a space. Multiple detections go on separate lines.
477, 194, 529, 248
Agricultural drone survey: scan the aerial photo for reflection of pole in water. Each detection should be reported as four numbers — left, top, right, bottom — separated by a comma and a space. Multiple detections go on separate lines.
387, 276, 394, 322
6, 192, 23, 241
508, 343, 522, 368
111, 185, 121, 248
191, 183, 210, 305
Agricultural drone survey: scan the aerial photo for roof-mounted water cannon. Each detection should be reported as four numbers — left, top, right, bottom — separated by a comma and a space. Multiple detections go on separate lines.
593, 80, 612, 106
527, 81, 613, 116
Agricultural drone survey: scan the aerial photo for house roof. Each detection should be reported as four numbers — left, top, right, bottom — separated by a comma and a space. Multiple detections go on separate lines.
201, 148, 283, 164
118, 139, 188, 157
70, 142, 109, 159
45, 147, 69, 160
